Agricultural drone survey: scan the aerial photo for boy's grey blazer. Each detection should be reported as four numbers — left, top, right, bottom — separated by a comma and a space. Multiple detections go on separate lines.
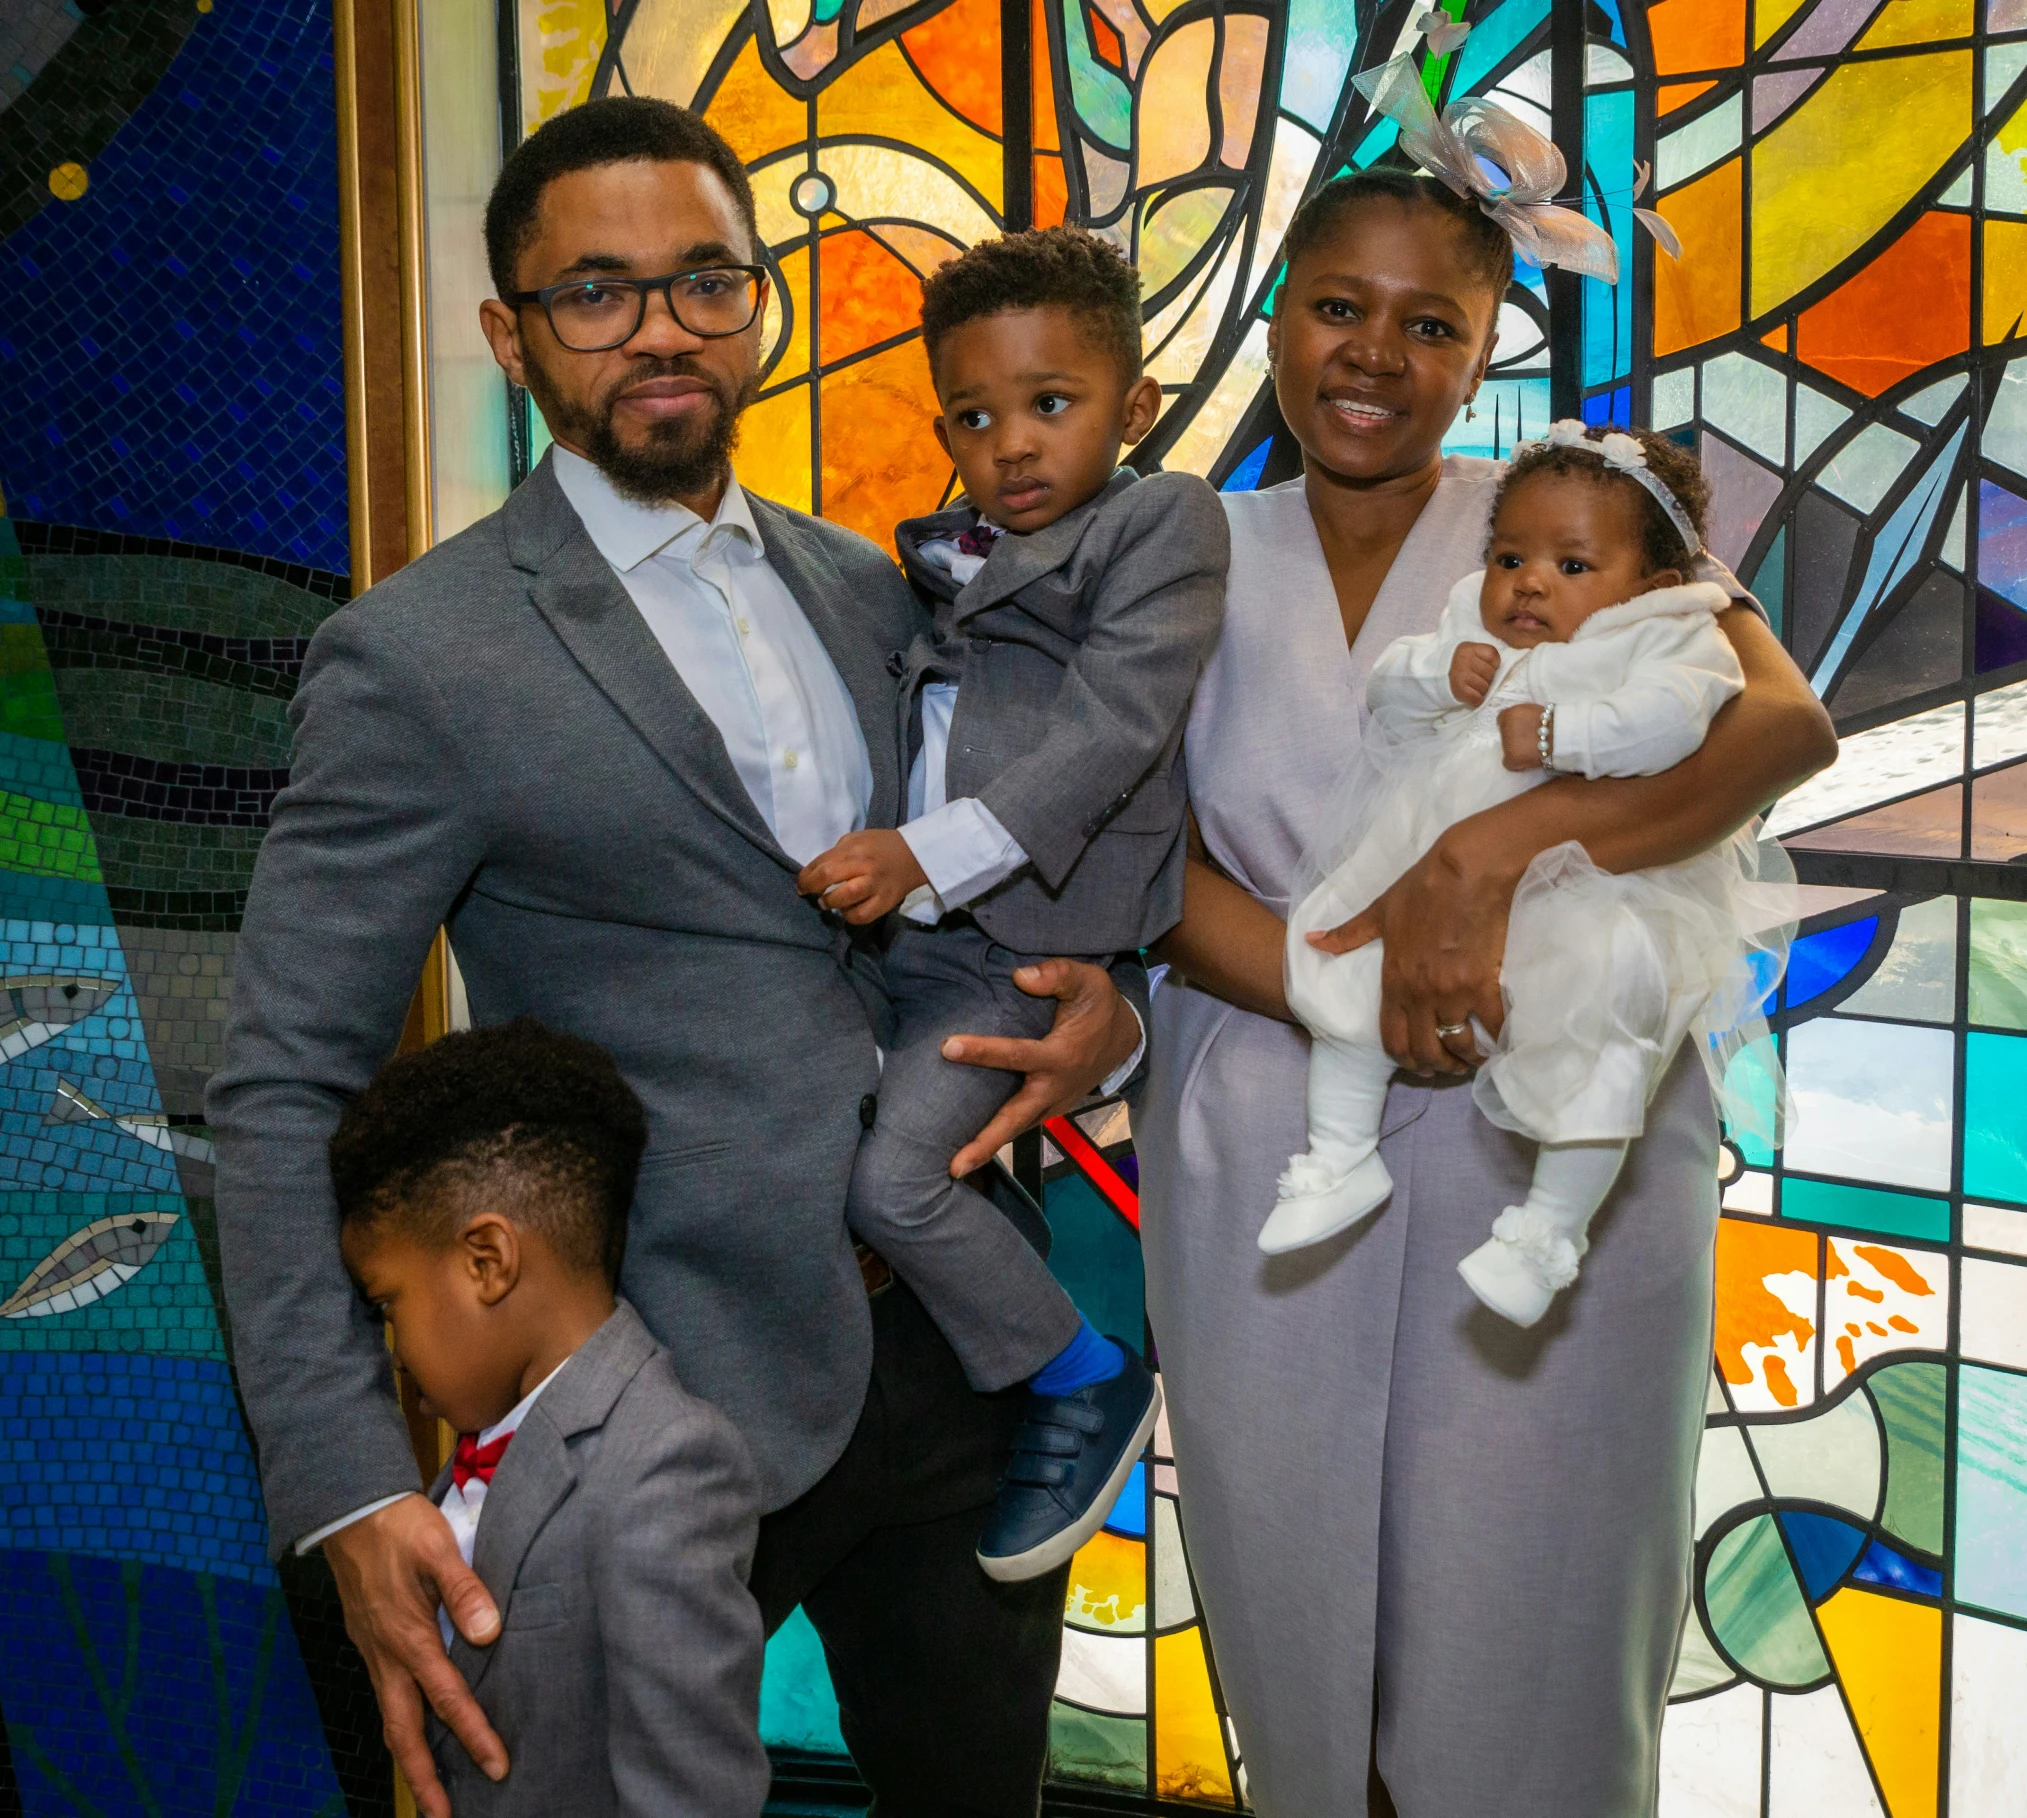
894, 467, 1229, 954
208, 453, 929, 1545
425, 1301, 769, 1817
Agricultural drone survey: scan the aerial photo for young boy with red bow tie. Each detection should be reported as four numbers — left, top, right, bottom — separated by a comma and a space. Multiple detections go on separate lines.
331, 1018, 768, 1816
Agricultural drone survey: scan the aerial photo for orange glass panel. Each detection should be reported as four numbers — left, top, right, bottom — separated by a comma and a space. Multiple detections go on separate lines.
866, 221, 965, 278
1659, 79, 1718, 113
819, 340, 948, 551
1794, 212, 1971, 397
1972, 759, 2027, 862
1654, 157, 1742, 356
901, 0, 1005, 136
1856, 0, 1975, 49
1986, 220, 2027, 343
1784, 783, 1967, 859
767, 244, 813, 386
1816, 1588, 1943, 1818
1218, 14, 1269, 167
1646, 0, 1744, 74
1714, 1218, 1819, 1409
818, 39, 1003, 204
704, 37, 809, 164
1032, 0, 1060, 151
818, 228, 927, 364
1034, 151, 1069, 227
738, 384, 814, 513
1089, 7, 1124, 69
1761, 323, 1790, 352
1138, 19, 1216, 184
1153, 1627, 1234, 1802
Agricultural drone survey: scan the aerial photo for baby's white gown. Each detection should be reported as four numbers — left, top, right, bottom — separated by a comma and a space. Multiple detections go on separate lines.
1273, 573, 1793, 1322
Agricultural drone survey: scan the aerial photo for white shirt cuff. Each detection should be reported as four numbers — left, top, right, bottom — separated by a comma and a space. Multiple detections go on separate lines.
898, 797, 1028, 924
1099, 997, 1148, 1097
294, 1491, 421, 1556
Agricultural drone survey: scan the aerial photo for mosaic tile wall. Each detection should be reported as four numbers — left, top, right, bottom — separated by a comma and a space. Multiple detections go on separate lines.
0, 0, 386, 1811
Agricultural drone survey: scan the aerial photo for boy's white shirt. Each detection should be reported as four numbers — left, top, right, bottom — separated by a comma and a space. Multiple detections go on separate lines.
1368, 572, 1744, 778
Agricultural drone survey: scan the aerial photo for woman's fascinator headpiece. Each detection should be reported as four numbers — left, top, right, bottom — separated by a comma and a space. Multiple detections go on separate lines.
1523, 419, 1705, 558
1350, 53, 1680, 283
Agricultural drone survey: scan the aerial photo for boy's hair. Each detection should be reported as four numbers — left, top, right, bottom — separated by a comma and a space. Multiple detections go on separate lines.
1281, 163, 1515, 307
330, 1017, 648, 1283
484, 97, 759, 297
1494, 425, 1711, 572
920, 226, 1145, 384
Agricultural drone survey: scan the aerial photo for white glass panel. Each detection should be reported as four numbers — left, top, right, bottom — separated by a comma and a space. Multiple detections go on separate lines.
1654, 367, 1694, 429
1056, 1627, 1147, 1715
1951, 1612, 2027, 1815
1767, 1686, 1888, 1817
1838, 896, 1958, 1022
1153, 1494, 1193, 1625
1784, 1019, 1955, 1192
1747, 1391, 1883, 1520
1660, 1683, 1761, 1818
1961, 1256, 2027, 1368
1659, 92, 1743, 191
1942, 484, 1969, 568
1902, 372, 1969, 425
1669, 1612, 1738, 1698
1588, 43, 1634, 84
1964, 1200, 2027, 1256
1792, 384, 1850, 463
1247, 119, 1322, 306
1972, 675, 2027, 770
1817, 421, 1918, 513
1163, 317, 1269, 477
1694, 1425, 1765, 1538
1767, 701, 1965, 836
1824, 1236, 1950, 1389
1722, 1168, 1774, 1212
1702, 352, 1787, 462
1984, 357, 2027, 480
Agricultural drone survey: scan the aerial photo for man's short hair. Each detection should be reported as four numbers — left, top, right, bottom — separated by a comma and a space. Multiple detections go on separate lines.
920, 226, 1145, 384
483, 97, 761, 297
329, 1017, 648, 1282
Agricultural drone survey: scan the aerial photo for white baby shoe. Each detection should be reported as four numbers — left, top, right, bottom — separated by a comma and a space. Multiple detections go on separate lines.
1457, 1206, 1586, 1326
1258, 1150, 1394, 1254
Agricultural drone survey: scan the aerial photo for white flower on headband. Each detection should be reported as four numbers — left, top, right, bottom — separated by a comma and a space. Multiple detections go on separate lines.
1414, 8, 1472, 55
1351, 54, 1682, 282
1523, 419, 1704, 557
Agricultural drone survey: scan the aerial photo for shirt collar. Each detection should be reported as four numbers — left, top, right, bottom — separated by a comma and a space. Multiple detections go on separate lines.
475, 1356, 570, 1449
551, 445, 764, 573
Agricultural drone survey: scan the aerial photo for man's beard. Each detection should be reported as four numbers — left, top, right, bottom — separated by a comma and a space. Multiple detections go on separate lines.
526, 353, 756, 504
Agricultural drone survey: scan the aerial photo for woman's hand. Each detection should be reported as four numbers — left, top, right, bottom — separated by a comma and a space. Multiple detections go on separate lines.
1308, 822, 1519, 1074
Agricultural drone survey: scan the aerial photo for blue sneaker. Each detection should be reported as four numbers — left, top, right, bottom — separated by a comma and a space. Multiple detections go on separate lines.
976, 1351, 1161, 1583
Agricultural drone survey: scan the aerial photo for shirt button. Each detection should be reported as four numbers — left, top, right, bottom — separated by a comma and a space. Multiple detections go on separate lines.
737, 617, 750, 636
784, 749, 799, 770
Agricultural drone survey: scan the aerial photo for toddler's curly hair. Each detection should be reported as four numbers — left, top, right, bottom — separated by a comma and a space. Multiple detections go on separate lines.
921, 226, 1144, 384
1494, 426, 1711, 573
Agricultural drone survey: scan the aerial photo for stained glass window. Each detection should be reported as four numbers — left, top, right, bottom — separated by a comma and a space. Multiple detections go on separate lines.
507, 1, 2027, 1807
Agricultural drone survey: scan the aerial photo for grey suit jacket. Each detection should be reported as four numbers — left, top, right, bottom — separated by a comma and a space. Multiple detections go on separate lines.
425, 1301, 769, 1818
209, 453, 928, 1543
894, 468, 1229, 953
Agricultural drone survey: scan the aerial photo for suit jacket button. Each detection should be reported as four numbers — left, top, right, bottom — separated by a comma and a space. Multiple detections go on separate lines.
859, 1094, 879, 1129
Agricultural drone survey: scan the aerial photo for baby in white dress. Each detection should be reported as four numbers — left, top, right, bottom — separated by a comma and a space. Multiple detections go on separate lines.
1269, 422, 1790, 1325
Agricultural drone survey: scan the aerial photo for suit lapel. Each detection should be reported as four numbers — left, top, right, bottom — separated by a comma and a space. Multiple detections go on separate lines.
748, 495, 903, 829
508, 459, 792, 870
959, 468, 1137, 616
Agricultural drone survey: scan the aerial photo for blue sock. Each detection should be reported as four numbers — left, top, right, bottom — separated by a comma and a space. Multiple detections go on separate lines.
1030, 1317, 1126, 1396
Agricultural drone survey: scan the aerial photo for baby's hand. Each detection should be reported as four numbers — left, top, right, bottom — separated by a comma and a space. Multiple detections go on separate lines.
796, 830, 929, 925
1498, 703, 1549, 772
1449, 641, 1500, 708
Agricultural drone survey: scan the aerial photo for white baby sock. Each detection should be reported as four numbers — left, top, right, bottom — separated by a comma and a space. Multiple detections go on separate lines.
1457, 1139, 1631, 1326
1259, 1037, 1398, 1254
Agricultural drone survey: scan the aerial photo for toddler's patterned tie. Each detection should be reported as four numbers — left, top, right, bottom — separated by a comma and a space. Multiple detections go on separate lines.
955, 518, 1003, 559
451, 1430, 513, 1492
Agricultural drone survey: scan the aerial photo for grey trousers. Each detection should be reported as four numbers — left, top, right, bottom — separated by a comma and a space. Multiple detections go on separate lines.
848, 921, 1084, 1391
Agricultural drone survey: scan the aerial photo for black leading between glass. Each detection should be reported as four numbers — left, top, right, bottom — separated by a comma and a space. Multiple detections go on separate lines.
507, 265, 769, 352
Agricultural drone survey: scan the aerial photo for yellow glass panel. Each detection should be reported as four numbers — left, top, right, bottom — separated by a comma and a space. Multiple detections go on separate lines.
1749, 52, 1972, 319
1754, 0, 1810, 46
1655, 156, 1741, 354
818, 141, 1000, 245
763, 244, 812, 386
617, 0, 750, 107
819, 340, 947, 551
769, 0, 811, 44
1816, 1587, 1942, 1818
1153, 1627, 1233, 1802
522, 0, 606, 132
1162, 314, 1269, 476
1217, 14, 1269, 167
1138, 186, 1231, 296
1987, 219, 2027, 342
816, 39, 1003, 206
1136, 19, 1215, 185
736, 383, 813, 513
749, 159, 810, 252
704, 38, 811, 166
1147, 229, 1243, 384
1142, 0, 1191, 20
866, 221, 965, 277
1855, 0, 1975, 48
1065, 1530, 1147, 1632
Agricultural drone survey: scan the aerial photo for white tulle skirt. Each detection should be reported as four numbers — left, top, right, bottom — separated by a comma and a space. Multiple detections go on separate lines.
1285, 715, 1793, 1148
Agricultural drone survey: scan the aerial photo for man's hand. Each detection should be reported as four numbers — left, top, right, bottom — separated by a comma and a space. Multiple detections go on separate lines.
796, 831, 929, 925
1449, 640, 1500, 708
944, 958, 1139, 1177
1498, 702, 1548, 771
322, 1494, 509, 1818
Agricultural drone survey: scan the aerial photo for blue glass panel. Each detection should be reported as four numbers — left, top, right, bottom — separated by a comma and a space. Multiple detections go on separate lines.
1449, 0, 1552, 100
1595, 0, 1627, 45
1583, 89, 1634, 390
1784, 917, 1880, 1010
1221, 439, 1272, 492
1581, 386, 1632, 427
1780, 1510, 1867, 1600
1103, 1460, 1149, 1538
1851, 1538, 1944, 1598
1980, 480, 2027, 611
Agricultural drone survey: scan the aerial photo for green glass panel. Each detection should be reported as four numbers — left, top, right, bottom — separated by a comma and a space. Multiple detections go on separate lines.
1870, 1361, 1947, 1555
1965, 1031, 2027, 1205
1955, 1366, 2027, 1621
1136, 188, 1233, 301
758, 1606, 845, 1752
1779, 1176, 1952, 1242
1969, 899, 2027, 1030
1704, 1513, 1832, 1688
1050, 1703, 1149, 1789
1060, 0, 1132, 151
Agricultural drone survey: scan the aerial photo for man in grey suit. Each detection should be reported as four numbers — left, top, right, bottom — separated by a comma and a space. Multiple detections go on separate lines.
209, 98, 1144, 1818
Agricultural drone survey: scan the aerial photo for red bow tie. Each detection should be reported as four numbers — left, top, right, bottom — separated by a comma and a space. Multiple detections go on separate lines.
955, 519, 1003, 559
452, 1430, 513, 1493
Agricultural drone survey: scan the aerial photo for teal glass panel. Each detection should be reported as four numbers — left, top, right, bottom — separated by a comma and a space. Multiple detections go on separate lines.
1780, 1176, 1952, 1243
1448, 0, 1550, 102
1050, 1704, 1150, 1789
1703, 1513, 1832, 1687
759, 1606, 846, 1752
1723, 1036, 1779, 1165
1748, 524, 1787, 637
1965, 1031, 2027, 1205
1583, 88, 1634, 390
1969, 898, 2027, 1029
1044, 1171, 1146, 1353
1955, 1365, 2027, 1621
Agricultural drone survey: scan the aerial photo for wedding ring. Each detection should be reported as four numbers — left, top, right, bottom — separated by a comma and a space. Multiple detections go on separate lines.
1435, 1021, 1470, 1039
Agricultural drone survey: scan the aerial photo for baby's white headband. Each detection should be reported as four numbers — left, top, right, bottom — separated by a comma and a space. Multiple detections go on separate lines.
1521, 419, 1705, 558
1350, 51, 1680, 284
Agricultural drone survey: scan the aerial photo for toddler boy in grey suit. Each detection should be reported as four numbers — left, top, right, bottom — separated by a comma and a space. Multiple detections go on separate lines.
797, 227, 1228, 1584
333, 1018, 768, 1817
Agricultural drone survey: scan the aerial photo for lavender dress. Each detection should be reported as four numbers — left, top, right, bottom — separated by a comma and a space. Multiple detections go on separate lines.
1136, 462, 1716, 1816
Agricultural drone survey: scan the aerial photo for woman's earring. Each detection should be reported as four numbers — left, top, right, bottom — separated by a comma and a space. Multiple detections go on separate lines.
1466, 398, 1478, 421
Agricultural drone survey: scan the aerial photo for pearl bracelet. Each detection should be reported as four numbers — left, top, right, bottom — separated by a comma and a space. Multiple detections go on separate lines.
1537, 702, 1557, 772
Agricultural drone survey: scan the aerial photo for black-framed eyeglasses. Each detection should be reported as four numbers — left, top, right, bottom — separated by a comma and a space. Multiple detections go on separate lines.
507, 265, 769, 352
